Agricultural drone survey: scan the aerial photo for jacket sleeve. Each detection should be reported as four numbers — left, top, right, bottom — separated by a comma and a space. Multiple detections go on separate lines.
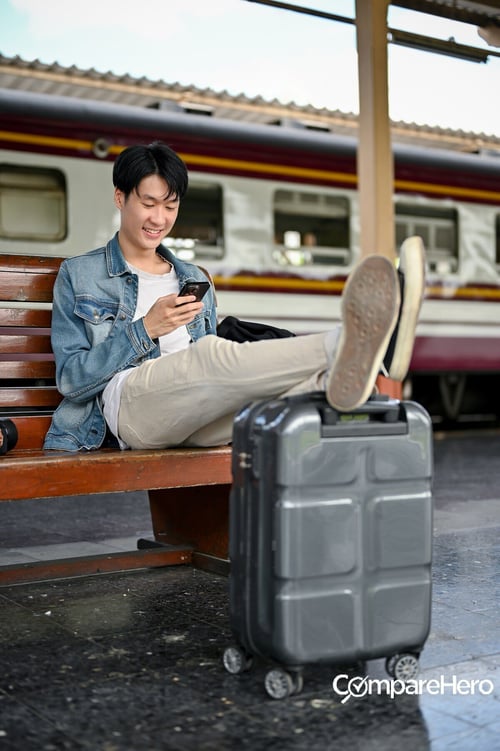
51, 263, 157, 403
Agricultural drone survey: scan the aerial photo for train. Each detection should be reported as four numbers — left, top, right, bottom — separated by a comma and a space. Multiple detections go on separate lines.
1, 87, 500, 423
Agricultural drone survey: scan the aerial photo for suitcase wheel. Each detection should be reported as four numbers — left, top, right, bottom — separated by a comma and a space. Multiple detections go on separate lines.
264, 668, 303, 700
385, 653, 420, 681
222, 645, 253, 675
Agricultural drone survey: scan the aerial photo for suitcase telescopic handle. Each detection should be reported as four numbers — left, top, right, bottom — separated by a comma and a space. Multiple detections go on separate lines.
318, 394, 408, 437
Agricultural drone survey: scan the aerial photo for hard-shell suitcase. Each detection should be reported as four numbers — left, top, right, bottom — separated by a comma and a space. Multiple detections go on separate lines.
222, 393, 433, 699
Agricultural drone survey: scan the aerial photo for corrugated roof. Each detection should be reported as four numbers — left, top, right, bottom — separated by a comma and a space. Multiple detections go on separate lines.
0, 52, 499, 154
392, 0, 500, 25
0, 53, 357, 121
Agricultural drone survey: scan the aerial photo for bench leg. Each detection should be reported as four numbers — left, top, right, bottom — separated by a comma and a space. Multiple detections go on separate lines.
147, 484, 231, 561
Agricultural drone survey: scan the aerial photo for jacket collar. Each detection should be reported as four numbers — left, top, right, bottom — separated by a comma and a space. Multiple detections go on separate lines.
104, 233, 179, 277
105, 233, 129, 276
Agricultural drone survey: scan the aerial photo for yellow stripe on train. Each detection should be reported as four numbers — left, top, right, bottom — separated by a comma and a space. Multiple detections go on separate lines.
213, 275, 500, 301
3, 129, 500, 204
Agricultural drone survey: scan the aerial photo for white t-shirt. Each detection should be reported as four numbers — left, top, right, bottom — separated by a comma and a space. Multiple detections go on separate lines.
102, 263, 191, 448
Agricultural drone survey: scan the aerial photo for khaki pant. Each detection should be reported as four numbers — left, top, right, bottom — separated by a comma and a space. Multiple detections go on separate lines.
118, 331, 339, 449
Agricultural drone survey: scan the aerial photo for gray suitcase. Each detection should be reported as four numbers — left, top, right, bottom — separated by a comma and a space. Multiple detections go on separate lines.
223, 393, 433, 699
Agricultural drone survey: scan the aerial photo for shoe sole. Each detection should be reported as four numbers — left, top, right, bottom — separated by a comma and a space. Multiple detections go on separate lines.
388, 236, 426, 381
326, 255, 399, 412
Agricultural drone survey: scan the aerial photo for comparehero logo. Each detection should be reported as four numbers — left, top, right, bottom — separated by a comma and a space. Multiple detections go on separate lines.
332, 674, 495, 704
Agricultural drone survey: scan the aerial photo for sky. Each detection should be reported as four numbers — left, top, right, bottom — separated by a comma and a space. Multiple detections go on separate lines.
0, 0, 499, 136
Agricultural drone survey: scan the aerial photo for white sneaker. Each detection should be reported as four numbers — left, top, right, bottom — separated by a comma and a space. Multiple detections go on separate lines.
383, 236, 426, 381
326, 254, 399, 412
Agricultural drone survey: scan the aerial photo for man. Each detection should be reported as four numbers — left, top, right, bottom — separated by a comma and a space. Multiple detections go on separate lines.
44, 142, 425, 452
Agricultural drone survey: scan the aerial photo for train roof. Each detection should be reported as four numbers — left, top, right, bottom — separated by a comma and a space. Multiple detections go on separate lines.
1, 87, 500, 178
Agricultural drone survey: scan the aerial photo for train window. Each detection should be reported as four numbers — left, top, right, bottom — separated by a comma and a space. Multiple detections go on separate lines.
0, 165, 67, 241
273, 189, 350, 266
395, 204, 458, 272
168, 182, 223, 260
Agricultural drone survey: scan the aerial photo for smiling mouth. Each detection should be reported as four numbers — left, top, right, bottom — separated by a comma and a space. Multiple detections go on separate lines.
143, 227, 163, 236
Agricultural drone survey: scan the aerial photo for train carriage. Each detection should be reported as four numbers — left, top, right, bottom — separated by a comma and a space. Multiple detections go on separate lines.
1, 88, 500, 422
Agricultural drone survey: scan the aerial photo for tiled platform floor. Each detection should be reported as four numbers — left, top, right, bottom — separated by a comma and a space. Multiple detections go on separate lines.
0, 431, 499, 750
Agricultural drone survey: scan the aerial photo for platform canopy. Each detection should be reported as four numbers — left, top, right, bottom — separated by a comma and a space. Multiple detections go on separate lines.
248, 0, 500, 258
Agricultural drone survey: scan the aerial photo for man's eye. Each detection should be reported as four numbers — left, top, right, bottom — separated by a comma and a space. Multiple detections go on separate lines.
143, 203, 154, 208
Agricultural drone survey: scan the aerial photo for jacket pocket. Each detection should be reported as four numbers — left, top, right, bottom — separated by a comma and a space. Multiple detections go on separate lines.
74, 296, 123, 345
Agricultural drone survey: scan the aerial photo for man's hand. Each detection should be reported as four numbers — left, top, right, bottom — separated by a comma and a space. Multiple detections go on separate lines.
143, 294, 203, 339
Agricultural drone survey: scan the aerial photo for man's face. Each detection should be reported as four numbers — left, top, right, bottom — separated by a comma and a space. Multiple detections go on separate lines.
114, 174, 180, 253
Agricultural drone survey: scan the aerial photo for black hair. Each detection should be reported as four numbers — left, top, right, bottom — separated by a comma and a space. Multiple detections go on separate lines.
112, 141, 188, 200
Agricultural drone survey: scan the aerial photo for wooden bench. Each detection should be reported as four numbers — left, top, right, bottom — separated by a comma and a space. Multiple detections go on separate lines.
0, 254, 232, 583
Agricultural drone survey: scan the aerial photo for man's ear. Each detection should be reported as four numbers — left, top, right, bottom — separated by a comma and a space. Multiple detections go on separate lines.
114, 188, 124, 210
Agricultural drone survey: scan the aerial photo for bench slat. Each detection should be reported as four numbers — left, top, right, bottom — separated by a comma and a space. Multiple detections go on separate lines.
0, 332, 52, 354
0, 272, 58, 303
0, 387, 61, 410
0, 255, 63, 275
0, 360, 55, 379
0, 446, 232, 501
0, 309, 52, 327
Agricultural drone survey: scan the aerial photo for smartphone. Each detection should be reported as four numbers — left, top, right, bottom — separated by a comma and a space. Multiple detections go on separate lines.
177, 280, 210, 304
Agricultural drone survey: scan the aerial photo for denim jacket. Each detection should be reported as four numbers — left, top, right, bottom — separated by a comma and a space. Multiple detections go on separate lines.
44, 233, 217, 451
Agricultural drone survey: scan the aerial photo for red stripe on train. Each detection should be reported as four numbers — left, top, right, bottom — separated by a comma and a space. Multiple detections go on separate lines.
412, 336, 500, 372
